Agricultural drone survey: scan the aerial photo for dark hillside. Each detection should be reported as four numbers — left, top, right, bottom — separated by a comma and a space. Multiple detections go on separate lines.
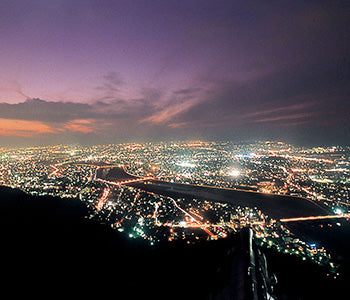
0, 186, 241, 299
1, 186, 345, 300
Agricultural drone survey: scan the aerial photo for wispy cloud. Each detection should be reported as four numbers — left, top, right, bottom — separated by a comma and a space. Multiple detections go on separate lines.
0, 77, 31, 100
242, 102, 315, 119
95, 71, 124, 96
140, 86, 203, 125
141, 99, 197, 125
252, 112, 315, 123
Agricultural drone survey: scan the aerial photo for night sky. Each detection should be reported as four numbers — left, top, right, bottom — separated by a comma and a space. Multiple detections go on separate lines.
0, 0, 349, 146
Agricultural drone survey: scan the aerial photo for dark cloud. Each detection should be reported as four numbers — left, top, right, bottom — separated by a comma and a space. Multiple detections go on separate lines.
173, 88, 201, 95
0, 97, 153, 123
0, 98, 90, 123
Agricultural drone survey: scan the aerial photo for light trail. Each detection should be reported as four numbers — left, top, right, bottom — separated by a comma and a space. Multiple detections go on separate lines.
169, 223, 234, 229
96, 187, 110, 211
270, 153, 334, 164
95, 176, 153, 186
280, 214, 350, 223
152, 202, 160, 225
167, 197, 216, 237
279, 166, 331, 214
48, 165, 60, 178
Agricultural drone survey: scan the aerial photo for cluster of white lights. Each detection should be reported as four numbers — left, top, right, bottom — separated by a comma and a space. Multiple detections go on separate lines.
176, 161, 196, 168
228, 169, 240, 177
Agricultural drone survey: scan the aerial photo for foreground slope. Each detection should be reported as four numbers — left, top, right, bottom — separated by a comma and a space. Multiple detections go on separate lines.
0, 186, 345, 300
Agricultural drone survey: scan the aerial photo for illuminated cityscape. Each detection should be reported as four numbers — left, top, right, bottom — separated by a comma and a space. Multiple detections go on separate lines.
1, 140, 349, 279
1, 1, 349, 298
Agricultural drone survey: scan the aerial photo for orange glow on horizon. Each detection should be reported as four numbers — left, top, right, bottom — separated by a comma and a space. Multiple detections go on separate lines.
0, 118, 54, 137
0, 118, 96, 137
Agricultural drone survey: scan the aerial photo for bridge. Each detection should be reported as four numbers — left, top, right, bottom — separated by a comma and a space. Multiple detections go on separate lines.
279, 214, 350, 223
95, 176, 154, 187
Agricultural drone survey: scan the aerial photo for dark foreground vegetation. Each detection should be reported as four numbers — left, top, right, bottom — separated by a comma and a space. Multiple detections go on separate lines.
1, 186, 346, 299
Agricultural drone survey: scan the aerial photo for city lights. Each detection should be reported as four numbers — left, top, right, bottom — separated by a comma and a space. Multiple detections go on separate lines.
0, 140, 348, 276
176, 161, 196, 168
228, 169, 240, 177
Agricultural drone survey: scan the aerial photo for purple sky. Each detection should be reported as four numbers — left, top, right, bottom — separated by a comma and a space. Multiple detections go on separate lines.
0, 0, 349, 146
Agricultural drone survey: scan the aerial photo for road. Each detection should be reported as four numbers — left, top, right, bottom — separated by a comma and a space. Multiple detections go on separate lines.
95, 187, 110, 211
95, 176, 153, 186
167, 196, 216, 237
280, 214, 350, 223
